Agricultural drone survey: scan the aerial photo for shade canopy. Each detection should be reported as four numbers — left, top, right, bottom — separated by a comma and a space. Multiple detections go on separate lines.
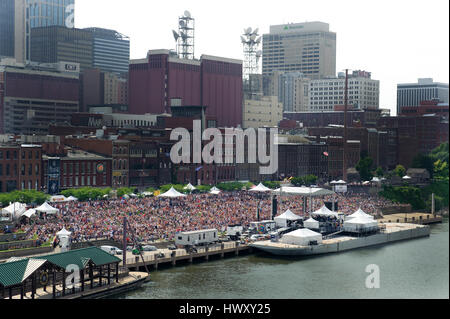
371, 177, 381, 183
280, 228, 323, 246
184, 183, 197, 191
210, 186, 220, 192
50, 195, 68, 203
346, 208, 374, 220
66, 196, 78, 201
35, 202, 59, 214
331, 180, 346, 184
158, 187, 187, 198
1, 202, 27, 220
311, 205, 339, 218
402, 175, 412, 180
272, 187, 335, 197
303, 217, 320, 230
56, 228, 72, 237
343, 216, 378, 233
249, 183, 271, 192
21, 209, 37, 219
274, 209, 302, 227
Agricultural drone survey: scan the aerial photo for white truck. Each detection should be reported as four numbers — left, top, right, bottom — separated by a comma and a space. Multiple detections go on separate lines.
226, 225, 244, 241
175, 229, 219, 247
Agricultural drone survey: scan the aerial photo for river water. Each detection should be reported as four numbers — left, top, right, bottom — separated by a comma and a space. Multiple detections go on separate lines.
117, 220, 449, 299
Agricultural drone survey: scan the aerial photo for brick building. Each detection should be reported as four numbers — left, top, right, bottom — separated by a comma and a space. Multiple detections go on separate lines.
0, 143, 42, 193
129, 50, 243, 128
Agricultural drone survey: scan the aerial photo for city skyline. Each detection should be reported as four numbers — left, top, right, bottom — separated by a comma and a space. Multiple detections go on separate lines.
74, 0, 449, 115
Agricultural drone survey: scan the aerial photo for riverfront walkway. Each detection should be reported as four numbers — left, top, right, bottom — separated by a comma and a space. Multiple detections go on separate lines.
377, 213, 442, 225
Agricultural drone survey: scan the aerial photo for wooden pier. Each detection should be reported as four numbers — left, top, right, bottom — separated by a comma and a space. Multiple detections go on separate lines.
377, 213, 443, 225
122, 241, 252, 271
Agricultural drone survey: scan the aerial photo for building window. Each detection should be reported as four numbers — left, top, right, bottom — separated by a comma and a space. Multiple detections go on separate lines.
21, 164, 25, 176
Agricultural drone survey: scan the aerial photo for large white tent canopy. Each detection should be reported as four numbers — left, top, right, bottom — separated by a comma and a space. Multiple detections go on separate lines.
311, 205, 339, 218
1, 202, 27, 220
331, 180, 347, 184
272, 187, 335, 197
274, 209, 302, 227
343, 216, 378, 233
21, 209, 37, 219
281, 228, 323, 246
303, 217, 320, 230
249, 183, 271, 192
35, 202, 59, 215
158, 187, 187, 198
56, 228, 72, 237
346, 208, 374, 220
184, 183, 197, 191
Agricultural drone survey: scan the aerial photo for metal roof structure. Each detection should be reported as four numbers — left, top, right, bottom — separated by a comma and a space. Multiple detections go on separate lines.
0, 247, 120, 288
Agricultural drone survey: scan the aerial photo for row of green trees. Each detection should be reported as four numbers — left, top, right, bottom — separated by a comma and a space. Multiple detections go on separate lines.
0, 190, 49, 206
379, 143, 449, 211
290, 175, 318, 187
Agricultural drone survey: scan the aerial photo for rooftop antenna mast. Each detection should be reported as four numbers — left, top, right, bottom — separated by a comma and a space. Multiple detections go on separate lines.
173, 10, 195, 59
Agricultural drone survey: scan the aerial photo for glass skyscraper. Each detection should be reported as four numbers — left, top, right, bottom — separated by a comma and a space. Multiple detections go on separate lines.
84, 28, 130, 76
28, 0, 75, 28
0, 0, 15, 58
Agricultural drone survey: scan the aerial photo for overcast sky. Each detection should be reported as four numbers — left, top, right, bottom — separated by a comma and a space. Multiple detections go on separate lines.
75, 0, 449, 115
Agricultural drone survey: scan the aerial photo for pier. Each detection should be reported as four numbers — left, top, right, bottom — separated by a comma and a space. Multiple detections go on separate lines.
377, 213, 443, 225
122, 241, 252, 271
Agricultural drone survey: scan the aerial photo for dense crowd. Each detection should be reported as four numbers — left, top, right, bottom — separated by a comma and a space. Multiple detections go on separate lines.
17, 191, 396, 244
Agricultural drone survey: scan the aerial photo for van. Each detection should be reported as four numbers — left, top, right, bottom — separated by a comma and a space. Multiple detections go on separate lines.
100, 245, 123, 255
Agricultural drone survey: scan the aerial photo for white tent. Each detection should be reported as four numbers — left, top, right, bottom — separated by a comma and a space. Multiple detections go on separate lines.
50, 195, 67, 203
274, 209, 302, 227
129, 193, 138, 198
346, 208, 374, 220
331, 180, 346, 184
402, 175, 412, 180
1, 202, 27, 220
56, 227, 72, 236
249, 183, 271, 192
21, 209, 37, 219
66, 196, 78, 201
371, 177, 381, 183
311, 205, 339, 218
210, 189, 221, 195
343, 216, 378, 233
280, 228, 323, 246
184, 183, 197, 191
303, 217, 320, 230
158, 187, 187, 198
210, 186, 220, 192
35, 202, 59, 215
362, 181, 370, 185
272, 187, 335, 197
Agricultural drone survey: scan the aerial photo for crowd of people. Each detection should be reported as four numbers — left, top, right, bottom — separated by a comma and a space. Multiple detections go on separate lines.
16, 191, 396, 244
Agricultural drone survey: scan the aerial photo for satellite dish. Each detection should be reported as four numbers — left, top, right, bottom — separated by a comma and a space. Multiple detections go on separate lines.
184, 10, 191, 18
256, 36, 262, 44
247, 27, 253, 34
250, 34, 257, 41
172, 30, 180, 41
240, 36, 246, 43
180, 31, 188, 40
243, 28, 248, 34
253, 28, 259, 35
179, 20, 186, 27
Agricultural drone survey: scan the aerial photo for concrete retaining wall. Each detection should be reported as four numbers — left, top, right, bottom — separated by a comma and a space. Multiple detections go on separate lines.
0, 246, 53, 260
0, 233, 27, 242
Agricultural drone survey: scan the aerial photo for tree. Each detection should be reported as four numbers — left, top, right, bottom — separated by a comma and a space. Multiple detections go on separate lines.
394, 165, 406, 177
356, 157, 374, 181
375, 167, 384, 177
412, 153, 434, 177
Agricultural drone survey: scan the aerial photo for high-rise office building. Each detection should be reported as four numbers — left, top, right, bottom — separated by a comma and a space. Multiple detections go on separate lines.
30, 26, 93, 70
262, 22, 336, 80
0, 0, 15, 59
397, 78, 449, 115
83, 28, 130, 76
308, 71, 379, 111
279, 72, 310, 112
0, 0, 28, 63
28, 0, 75, 28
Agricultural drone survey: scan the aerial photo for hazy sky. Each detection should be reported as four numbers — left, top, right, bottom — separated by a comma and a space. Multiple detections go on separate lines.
75, 0, 449, 115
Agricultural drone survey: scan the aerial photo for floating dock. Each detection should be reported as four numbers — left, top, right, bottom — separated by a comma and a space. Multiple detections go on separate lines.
250, 223, 431, 256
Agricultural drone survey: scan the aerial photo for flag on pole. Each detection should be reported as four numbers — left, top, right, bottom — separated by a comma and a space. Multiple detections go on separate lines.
323, 152, 329, 157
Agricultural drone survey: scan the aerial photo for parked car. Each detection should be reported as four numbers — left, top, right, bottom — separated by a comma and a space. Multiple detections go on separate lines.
142, 245, 158, 252
100, 245, 123, 255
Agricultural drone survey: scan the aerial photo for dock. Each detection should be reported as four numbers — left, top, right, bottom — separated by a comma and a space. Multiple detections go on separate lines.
377, 213, 442, 225
121, 241, 252, 271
